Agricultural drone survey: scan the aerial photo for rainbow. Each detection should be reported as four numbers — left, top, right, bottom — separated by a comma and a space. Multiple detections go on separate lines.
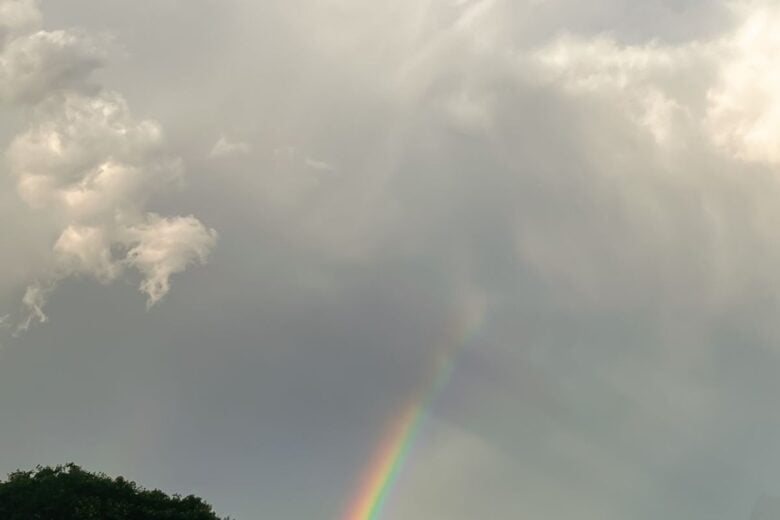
342, 297, 486, 520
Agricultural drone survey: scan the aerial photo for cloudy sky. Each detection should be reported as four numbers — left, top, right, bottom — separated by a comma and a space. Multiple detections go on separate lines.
4, 0, 780, 518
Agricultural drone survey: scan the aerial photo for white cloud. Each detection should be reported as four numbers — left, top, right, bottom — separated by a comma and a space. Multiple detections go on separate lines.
8, 91, 177, 216
53, 225, 122, 282
0, 29, 105, 103
0, 0, 216, 332
123, 215, 217, 306
532, 2, 780, 167
706, 4, 780, 165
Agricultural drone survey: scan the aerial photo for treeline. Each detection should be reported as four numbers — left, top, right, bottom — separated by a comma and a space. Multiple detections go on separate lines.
0, 464, 229, 520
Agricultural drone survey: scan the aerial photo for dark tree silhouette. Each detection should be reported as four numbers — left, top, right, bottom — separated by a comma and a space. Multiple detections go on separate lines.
0, 464, 228, 520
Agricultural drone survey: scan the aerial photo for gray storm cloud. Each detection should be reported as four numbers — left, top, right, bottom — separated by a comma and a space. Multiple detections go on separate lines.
4, 1, 780, 519
237, 2, 780, 517
1, 0, 216, 331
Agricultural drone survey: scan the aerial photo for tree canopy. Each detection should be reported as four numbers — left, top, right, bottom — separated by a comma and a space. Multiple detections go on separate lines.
0, 464, 227, 520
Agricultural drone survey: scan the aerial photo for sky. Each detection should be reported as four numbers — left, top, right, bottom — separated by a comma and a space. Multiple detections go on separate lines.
3, 0, 780, 519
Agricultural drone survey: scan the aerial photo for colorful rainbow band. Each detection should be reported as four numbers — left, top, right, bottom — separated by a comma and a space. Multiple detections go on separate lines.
342, 298, 486, 520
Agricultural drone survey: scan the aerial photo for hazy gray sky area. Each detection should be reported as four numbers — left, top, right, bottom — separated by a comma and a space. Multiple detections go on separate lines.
4, 1, 780, 518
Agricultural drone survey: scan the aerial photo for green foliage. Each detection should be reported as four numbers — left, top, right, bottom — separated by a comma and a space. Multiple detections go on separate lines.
0, 464, 227, 520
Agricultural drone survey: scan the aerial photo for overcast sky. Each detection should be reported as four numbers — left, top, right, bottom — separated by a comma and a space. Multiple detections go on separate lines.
4, 0, 780, 518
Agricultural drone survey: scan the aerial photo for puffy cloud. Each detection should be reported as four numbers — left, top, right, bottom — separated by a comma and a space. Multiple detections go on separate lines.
0, 29, 105, 103
532, 1, 780, 167
0, 0, 216, 331
706, 4, 780, 165
123, 215, 217, 306
8, 91, 176, 215
53, 225, 121, 282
